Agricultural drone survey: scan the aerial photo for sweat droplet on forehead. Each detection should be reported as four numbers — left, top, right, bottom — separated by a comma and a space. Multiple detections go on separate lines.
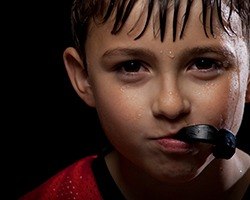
159, 50, 175, 59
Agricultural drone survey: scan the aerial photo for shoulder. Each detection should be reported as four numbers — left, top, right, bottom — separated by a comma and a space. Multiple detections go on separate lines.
19, 155, 103, 200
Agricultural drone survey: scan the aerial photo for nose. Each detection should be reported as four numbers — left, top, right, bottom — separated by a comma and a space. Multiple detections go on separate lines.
152, 79, 191, 120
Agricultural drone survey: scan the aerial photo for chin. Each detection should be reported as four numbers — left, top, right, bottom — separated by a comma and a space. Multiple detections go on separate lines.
157, 167, 201, 184
154, 154, 215, 184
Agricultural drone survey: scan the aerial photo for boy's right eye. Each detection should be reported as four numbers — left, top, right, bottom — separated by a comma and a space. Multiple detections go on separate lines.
113, 60, 150, 83
115, 60, 150, 75
116, 60, 147, 73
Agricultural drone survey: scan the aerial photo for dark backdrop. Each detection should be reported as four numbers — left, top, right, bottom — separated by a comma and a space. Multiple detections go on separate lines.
15, 1, 249, 199
15, 0, 99, 198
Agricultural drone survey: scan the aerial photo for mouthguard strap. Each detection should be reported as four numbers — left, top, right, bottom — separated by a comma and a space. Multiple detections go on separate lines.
176, 124, 236, 159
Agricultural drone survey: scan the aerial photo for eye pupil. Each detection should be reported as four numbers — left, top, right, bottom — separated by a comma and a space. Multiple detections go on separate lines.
196, 59, 216, 70
124, 61, 141, 72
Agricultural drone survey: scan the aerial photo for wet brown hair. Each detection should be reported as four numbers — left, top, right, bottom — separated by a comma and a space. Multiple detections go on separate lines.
70, 0, 250, 59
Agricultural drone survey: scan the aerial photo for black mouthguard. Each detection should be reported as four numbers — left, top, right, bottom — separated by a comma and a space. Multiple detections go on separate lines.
175, 124, 236, 159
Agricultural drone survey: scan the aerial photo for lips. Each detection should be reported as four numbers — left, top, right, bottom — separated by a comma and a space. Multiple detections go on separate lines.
155, 136, 194, 154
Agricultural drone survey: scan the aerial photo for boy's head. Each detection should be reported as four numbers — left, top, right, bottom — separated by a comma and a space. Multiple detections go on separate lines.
63, 0, 250, 182
70, 0, 250, 59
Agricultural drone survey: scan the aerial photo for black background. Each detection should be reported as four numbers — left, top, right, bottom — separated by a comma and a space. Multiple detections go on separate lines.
15, 1, 249, 199
15, 0, 99, 198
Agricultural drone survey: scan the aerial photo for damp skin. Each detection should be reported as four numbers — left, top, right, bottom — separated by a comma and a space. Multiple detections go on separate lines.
86, 1, 248, 176
87, 0, 248, 175
64, 0, 250, 199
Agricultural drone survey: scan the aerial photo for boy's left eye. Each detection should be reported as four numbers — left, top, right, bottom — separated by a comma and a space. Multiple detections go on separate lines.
186, 57, 229, 80
189, 58, 222, 71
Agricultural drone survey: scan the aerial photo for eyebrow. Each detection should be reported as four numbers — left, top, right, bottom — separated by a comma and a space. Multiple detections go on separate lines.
102, 48, 157, 61
181, 46, 236, 59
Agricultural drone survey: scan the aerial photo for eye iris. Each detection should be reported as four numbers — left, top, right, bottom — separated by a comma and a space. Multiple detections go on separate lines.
196, 59, 215, 70
124, 61, 141, 72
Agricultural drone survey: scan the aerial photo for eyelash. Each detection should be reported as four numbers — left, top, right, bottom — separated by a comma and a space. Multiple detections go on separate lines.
115, 60, 148, 74
113, 57, 229, 81
188, 58, 224, 72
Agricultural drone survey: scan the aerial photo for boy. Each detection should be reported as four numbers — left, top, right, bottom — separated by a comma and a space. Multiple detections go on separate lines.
20, 0, 249, 199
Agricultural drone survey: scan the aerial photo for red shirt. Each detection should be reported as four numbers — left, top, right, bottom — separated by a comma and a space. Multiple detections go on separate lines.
19, 154, 250, 199
19, 155, 103, 200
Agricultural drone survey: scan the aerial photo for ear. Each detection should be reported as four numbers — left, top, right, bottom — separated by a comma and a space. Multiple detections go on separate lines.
246, 74, 250, 103
63, 47, 96, 107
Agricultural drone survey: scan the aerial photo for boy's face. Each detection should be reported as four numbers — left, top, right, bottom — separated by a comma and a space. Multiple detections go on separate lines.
65, 0, 250, 182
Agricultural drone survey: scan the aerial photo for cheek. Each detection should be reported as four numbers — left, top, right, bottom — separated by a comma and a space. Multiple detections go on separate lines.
93, 84, 147, 143
96, 86, 144, 121
226, 70, 248, 132
189, 72, 246, 133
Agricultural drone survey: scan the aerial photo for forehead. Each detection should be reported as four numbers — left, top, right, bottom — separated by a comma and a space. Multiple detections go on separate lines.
91, 0, 244, 42
85, 0, 249, 67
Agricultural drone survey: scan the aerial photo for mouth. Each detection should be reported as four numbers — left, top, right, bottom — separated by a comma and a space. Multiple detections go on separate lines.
155, 124, 236, 159
176, 124, 236, 159
155, 135, 195, 154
